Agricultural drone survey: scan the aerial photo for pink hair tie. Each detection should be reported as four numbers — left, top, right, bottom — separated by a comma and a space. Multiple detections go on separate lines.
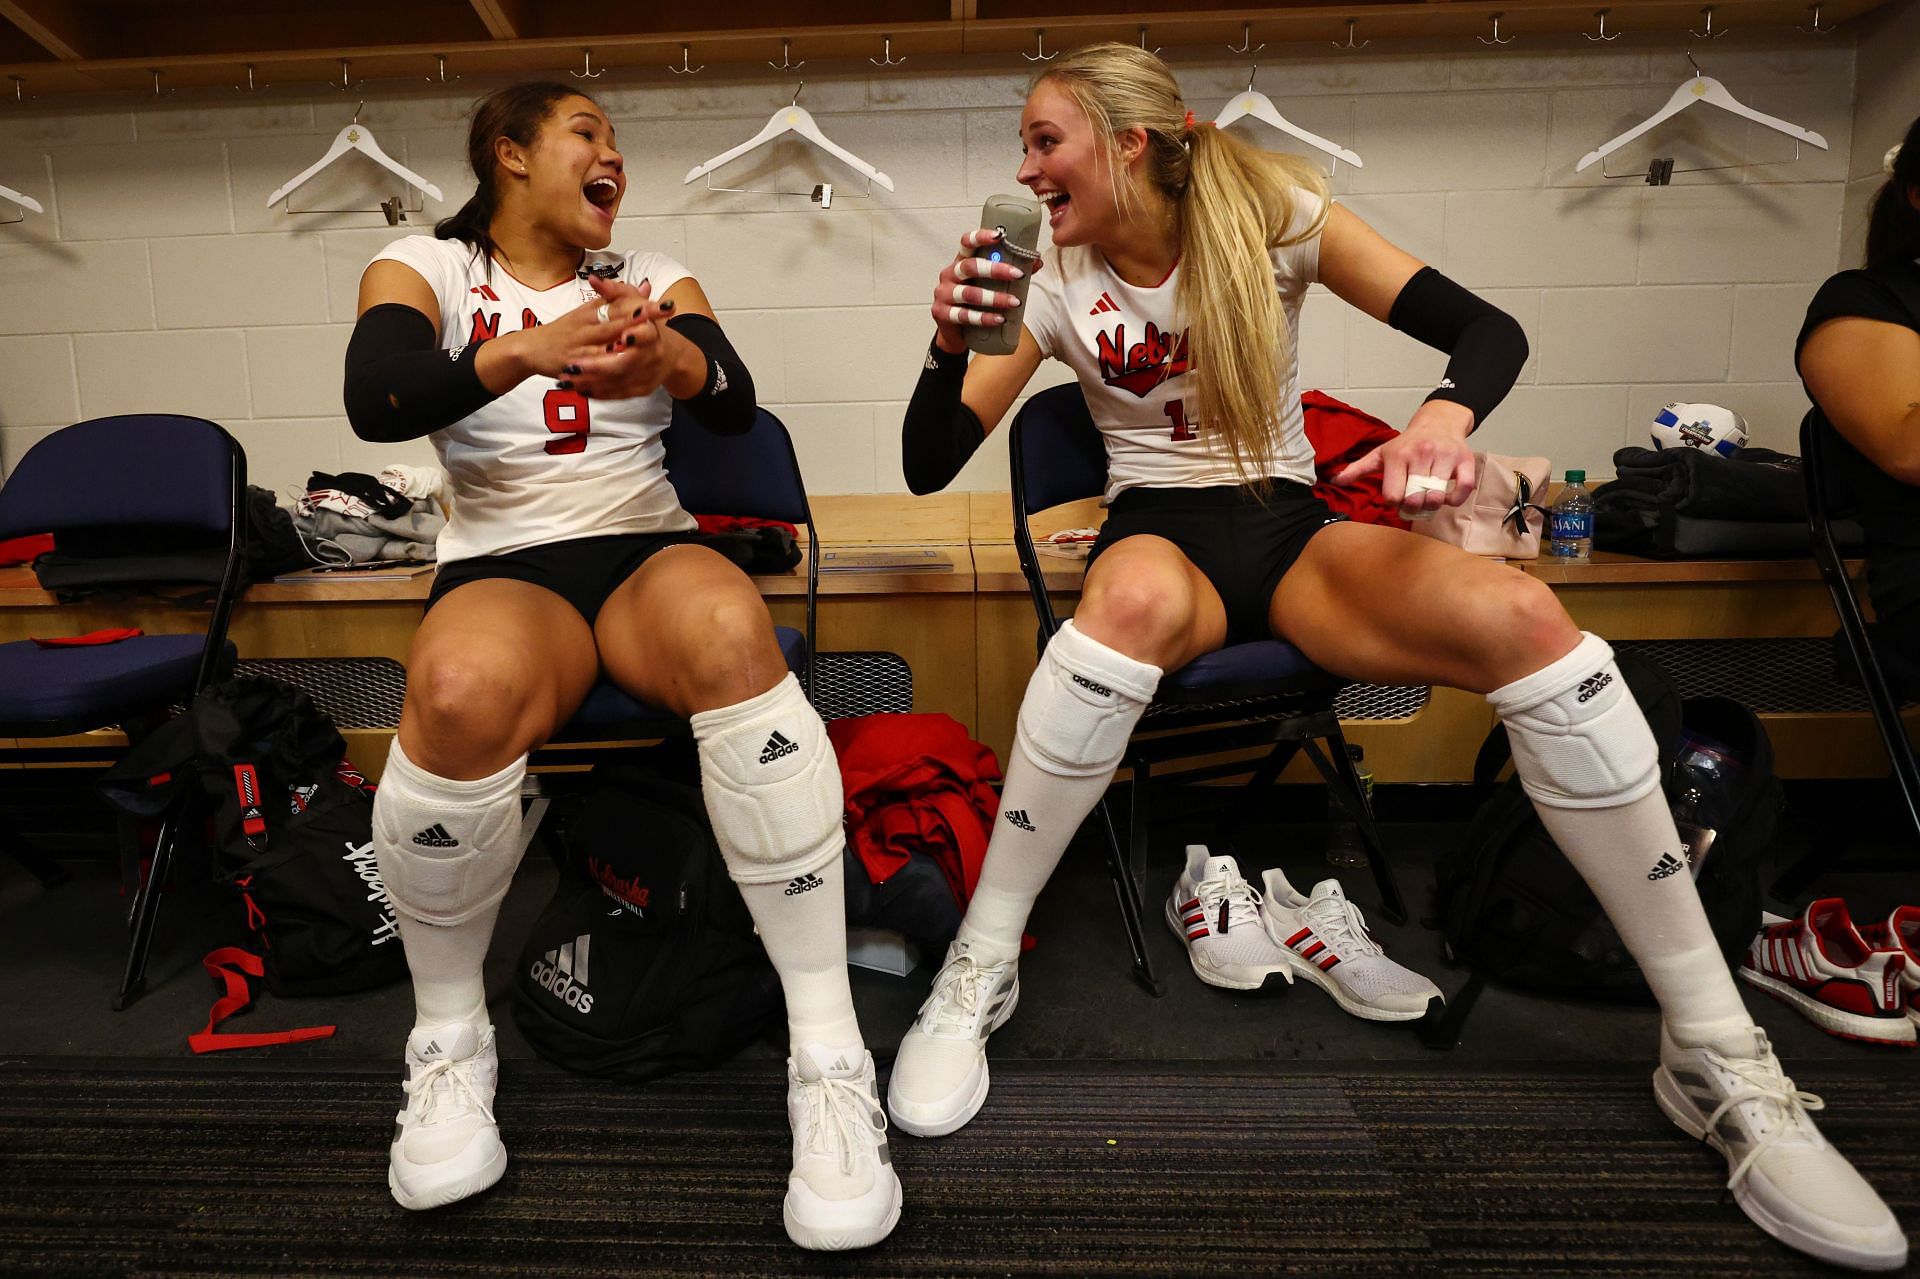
1183, 109, 1196, 131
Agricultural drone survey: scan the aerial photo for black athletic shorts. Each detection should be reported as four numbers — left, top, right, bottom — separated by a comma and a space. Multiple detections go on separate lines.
424, 531, 701, 625
1086, 481, 1346, 646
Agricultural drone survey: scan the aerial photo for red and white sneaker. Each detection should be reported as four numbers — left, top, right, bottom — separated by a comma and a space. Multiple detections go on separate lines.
1859, 905, 1920, 1031
1163, 846, 1293, 992
1738, 900, 1914, 1047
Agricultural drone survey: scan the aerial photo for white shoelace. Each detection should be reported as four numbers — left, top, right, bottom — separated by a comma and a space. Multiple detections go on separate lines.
1194, 870, 1263, 935
404, 1055, 496, 1128
921, 952, 1007, 1036
1300, 891, 1382, 959
1697, 1045, 1825, 1190
798, 1073, 885, 1177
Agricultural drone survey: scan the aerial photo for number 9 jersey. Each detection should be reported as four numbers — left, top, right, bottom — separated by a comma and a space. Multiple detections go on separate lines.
368, 236, 699, 566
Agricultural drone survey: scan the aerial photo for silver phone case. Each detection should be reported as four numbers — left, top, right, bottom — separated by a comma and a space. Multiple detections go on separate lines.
965, 195, 1041, 357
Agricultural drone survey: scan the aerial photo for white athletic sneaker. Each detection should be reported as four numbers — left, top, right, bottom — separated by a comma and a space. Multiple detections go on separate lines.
1259, 869, 1442, 1022
783, 1045, 902, 1251
886, 938, 1019, 1138
388, 1021, 508, 1211
1654, 1024, 1907, 1271
1164, 846, 1294, 992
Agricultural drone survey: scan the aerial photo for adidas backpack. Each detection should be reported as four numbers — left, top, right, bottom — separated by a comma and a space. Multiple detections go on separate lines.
512, 764, 783, 1082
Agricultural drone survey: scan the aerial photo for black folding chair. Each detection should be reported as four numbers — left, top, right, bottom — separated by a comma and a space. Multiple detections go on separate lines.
1009, 385, 1406, 995
0, 414, 246, 1009
1800, 410, 1920, 841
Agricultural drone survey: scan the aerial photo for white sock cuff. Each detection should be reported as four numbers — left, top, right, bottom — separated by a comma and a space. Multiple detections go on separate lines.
1486, 631, 1612, 718
382, 736, 526, 802
1051, 618, 1162, 704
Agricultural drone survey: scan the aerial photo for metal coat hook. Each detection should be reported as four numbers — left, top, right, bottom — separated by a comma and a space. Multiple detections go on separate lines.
148, 69, 175, 97
234, 64, 269, 91
1797, 3, 1834, 33
869, 35, 905, 67
1138, 26, 1162, 55
1023, 29, 1056, 63
668, 45, 703, 75
571, 49, 603, 79
330, 59, 358, 91
9, 75, 29, 104
1586, 9, 1622, 41
1690, 6, 1729, 38
1332, 18, 1370, 49
768, 39, 805, 70
426, 54, 458, 83
1228, 23, 1266, 55
1478, 13, 1517, 44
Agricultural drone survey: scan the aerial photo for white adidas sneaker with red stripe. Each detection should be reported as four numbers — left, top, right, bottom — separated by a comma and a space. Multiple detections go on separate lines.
1258, 869, 1442, 1022
1162, 846, 1293, 992
1740, 899, 1914, 1047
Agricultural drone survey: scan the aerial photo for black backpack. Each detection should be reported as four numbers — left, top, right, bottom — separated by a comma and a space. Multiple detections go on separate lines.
513, 765, 782, 1082
1429, 655, 1776, 1039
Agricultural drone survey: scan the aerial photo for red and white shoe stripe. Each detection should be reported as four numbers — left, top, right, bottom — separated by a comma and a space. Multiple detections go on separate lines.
1283, 927, 1342, 971
1179, 897, 1208, 941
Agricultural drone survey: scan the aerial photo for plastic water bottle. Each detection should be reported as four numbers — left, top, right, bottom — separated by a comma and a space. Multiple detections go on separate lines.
1550, 470, 1594, 564
1326, 744, 1374, 870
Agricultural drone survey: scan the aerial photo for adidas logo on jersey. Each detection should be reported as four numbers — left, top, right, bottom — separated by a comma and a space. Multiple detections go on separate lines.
411, 824, 459, 848
1576, 672, 1613, 703
1646, 851, 1686, 881
1070, 673, 1113, 697
760, 731, 799, 764
1088, 291, 1120, 316
785, 873, 825, 897
1004, 809, 1036, 832
529, 934, 595, 1014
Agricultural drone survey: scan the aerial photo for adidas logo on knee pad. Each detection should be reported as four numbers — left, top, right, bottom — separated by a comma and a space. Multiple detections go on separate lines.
760, 731, 799, 764
1576, 672, 1613, 703
1070, 674, 1113, 698
784, 873, 824, 896
1003, 809, 1036, 832
411, 824, 458, 848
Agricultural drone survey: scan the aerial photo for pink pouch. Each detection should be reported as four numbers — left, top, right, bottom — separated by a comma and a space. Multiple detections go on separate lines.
1414, 454, 1551, 558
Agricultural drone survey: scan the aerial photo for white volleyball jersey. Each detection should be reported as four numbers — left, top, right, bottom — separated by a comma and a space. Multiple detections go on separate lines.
1022, 196, 1325, 501
369, 236, 699, 564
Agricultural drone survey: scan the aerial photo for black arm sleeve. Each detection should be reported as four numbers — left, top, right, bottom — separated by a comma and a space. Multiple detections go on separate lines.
666, 312, 756, 436
342, 303, 499, 443
1387, 266, 1529, 430
902, 342, 985, 495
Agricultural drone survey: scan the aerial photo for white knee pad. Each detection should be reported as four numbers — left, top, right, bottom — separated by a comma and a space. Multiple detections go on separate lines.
690, 673, 842, 886
372, 739, 527, 926
1487, 632, 1661, 810
1014, 619, 1162, 779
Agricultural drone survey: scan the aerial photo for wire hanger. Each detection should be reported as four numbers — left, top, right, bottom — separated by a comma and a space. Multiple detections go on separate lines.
267, 101, 444, 211
1575, 51, 1827, 181
1212, 66, 1363, 171
682, 82, 894, 197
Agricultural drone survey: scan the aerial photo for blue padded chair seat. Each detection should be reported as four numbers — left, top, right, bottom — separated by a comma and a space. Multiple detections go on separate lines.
1154, 640, 1342, 707
557, 625, 808, 739
0, 634, 235, 729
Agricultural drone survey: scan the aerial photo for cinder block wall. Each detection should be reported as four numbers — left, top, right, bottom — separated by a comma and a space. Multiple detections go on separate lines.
0, 32, 1866, 494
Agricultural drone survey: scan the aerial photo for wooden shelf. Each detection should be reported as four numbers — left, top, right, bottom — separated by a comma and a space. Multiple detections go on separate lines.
0, 0, 1891, 97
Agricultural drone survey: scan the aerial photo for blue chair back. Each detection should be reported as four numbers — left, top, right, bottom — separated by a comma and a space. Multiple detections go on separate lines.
1009, 385, 1109, 516
0, 414, 242, 541
664, 405, 811, 526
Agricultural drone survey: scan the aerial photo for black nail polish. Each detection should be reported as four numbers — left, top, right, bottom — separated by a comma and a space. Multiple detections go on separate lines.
563, 364, 581, 375
556, 379, 572, 390
659, 300, 675, 312
625, 335, 636, 347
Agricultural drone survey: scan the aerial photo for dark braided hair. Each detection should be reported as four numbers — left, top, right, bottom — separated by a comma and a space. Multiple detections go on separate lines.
435, 81, 587, 273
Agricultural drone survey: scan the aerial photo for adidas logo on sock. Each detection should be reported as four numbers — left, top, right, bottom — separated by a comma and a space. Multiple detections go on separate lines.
1576, 672, 1613, 703
1070, 673, 1113, 697
411, 824, 458, 848
760, 731, 799, 764
1004, 809, 1036, 832
785, 873, 824, 896
529, 933, 595, 1013
1646, 851, 1686, 880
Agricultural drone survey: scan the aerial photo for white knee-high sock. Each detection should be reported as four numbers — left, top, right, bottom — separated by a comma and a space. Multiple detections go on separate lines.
958, 620, 1161, 964
372, 739, 527, 1032
691, 674, 860, 1053
1489, 633, 1752, 1048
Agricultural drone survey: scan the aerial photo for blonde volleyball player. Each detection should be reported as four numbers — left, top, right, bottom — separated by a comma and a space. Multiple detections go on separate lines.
890, 44, 1902, 1272
344, 83, 898, 1251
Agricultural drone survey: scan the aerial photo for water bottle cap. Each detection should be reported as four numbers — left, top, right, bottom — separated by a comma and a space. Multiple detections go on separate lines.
1565, 470, 1586, 483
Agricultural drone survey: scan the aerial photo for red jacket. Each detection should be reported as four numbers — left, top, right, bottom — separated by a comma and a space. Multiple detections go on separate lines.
827, 713, 1001, 909
1303, 390, 1411, 530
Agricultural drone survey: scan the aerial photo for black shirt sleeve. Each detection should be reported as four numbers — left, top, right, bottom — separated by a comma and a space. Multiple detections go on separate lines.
1797, 267, 1920, 364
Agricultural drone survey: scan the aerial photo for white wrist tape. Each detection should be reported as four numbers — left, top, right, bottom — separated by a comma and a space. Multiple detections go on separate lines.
691, 673, 843, 885
372, 739, 527, 926
1487, 632, 1661, 810
1015, 619, 1162, 778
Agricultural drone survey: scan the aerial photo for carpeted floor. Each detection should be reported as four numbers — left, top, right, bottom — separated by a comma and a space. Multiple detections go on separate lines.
2, 1057, 1910, 1277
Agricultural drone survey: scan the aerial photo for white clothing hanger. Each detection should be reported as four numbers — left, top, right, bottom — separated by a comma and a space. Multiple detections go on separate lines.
0, 182, 43, 215
1576, 53, 1827, 174
267, 104, 443, 208
683, 83, 894, 193
1212, 68, 1363, 170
